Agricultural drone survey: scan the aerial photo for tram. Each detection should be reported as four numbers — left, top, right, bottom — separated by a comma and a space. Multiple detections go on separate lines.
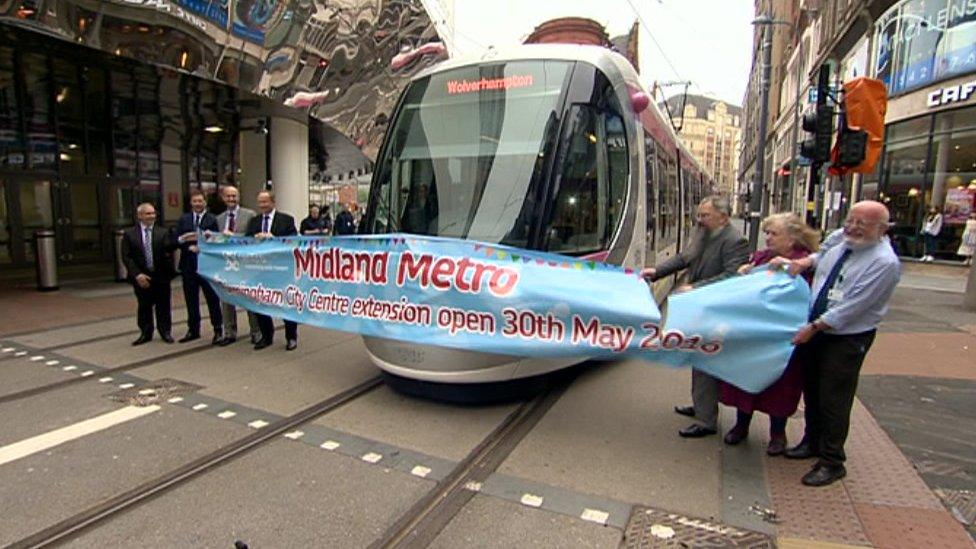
359, 44, 715, 399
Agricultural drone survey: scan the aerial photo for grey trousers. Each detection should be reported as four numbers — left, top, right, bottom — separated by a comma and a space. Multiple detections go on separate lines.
692, 369, 720, 430
221, 302, 259, 340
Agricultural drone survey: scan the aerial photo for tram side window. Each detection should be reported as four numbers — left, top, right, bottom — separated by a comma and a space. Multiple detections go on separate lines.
657, 151, 678, 251
644, 133, 657, 253
682, 168, 695, 231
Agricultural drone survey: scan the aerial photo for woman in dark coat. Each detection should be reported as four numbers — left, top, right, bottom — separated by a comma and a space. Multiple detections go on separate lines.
720, 212, 820, 456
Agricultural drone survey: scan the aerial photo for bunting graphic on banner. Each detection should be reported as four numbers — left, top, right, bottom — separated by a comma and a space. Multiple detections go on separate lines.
198, 234, 810, 393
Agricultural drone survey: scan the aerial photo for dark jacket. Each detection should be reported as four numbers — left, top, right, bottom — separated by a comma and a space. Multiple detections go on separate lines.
652, 223, 749, 288
300, 215, 331, 235
121, 224, 177, 283
174, 211, 219, 273
246, 210, 298, 238
334, 210, 356, 235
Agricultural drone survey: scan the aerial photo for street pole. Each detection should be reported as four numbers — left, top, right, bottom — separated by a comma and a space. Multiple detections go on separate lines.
965, 260, 976, 311
749, 18, 775, 250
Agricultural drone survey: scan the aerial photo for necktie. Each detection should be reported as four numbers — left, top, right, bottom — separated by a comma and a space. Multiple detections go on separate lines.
262, 214, 270, 233
143, 227, 154, 270
228, 212, 235, 232
194, 214, 200, 230
809, 247, 852, 322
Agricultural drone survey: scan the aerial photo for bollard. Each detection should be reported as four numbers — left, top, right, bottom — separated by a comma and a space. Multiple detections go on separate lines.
114, 229, 127, 282
965, 260, 976, 311
34, 230, 59, 291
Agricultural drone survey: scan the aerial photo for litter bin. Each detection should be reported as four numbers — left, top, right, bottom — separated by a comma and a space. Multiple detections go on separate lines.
114, 229, 127, 282
34, 230, 59, 291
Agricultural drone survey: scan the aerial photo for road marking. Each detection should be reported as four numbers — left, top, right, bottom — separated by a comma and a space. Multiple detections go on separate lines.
247, 420, 269, 429
80, 371, 94, 377
217, 410, 237, 419
14, 351, 27, 357
45, 360, 60, 366
138, 389, 156, 396
30, 355, 45, 361
411, 465, 431, 478
192, 403, 208, 411
167, 397, 184, 404
283, 430, 304, 440
361, 452, 383, 463
0, 405, 160, 467
98, 377, 114, 383
580, 508, 610, 525
520, 493, 544, 508
320, 440, 340, 450
464, 481, 482, 492
118, 383, 135, 390
1, 347, 14, 353
62, 365, 77, 372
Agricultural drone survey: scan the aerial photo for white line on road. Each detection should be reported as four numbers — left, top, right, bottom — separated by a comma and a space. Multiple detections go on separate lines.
520, 493, 544, 508
217, 410, 237, 419
580, 508, 610, 525
0, 405, 160, 467
14, 351, 27, 357
248, 420, 269, 429
1, 347, 14, 353
320, 440, 340, 450
29, 355, 44, 361
45, 360, 59, 366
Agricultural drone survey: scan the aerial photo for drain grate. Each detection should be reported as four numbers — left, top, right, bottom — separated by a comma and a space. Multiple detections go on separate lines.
109, 378, 203, 406
621, 506, 775, 548
937, 489, 976, 526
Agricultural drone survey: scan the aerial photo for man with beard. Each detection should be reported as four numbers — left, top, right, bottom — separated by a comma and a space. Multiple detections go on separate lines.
773, 200, 900, 487
642, 195, 750, 438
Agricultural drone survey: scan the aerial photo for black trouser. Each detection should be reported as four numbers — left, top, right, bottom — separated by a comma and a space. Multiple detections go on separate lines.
134, 275, 172, 336
255, 314, 297, 343
182, 271, 222, 335
797, 329, 876, 467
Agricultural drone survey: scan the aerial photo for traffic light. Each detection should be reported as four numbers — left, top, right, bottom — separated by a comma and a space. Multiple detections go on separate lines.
800, 67, 834, 164
830, 77, 888, 174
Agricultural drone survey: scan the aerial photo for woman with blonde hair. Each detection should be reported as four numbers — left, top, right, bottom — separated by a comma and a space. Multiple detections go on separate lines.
719, 212, 819, 455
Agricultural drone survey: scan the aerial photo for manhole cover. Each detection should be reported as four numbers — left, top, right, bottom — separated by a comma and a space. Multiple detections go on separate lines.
109, 378, 203, 406
621, 506, 774, 548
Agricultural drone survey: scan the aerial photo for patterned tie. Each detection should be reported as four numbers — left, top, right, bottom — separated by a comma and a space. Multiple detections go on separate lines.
262, 214, 270, 233
193, 213, 200, 230
809, 247, 852, 322
143, 227, 154, 270
228, 212, 235, 232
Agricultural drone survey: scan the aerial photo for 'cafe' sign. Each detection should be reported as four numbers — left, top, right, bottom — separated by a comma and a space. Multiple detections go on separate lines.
927, 79, 976, 108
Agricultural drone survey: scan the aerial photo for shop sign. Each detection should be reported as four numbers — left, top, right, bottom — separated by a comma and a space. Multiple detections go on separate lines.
927, 80, 976, 107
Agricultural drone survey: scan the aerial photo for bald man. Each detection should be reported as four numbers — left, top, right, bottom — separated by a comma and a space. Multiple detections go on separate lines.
773, 201, 901, 487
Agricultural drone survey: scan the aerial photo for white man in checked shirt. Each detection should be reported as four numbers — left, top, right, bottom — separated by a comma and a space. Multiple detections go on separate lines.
770, 200, 901, 487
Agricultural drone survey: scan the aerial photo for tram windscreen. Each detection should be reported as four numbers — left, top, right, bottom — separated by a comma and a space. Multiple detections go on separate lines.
365, 60, 571, 247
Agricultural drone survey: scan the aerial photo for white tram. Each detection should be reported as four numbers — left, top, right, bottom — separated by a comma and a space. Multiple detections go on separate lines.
359, 45, 714, 398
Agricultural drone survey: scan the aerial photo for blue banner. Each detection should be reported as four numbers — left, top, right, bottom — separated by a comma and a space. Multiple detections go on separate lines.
198, 234, 810, 393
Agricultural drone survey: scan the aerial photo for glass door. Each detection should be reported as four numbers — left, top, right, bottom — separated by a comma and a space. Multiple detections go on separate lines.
58, 177, 103, 261
0, 175, 55, 265
0, 178, 11, 264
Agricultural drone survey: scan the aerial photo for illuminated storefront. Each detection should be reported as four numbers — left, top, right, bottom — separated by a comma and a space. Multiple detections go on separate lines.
865, 0, 976, 259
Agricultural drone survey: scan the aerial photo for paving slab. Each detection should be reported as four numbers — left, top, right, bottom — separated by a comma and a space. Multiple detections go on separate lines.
863, 332, 976, 379
0, 356, 79, 398
0, 404, 248, 546
135, 326, 373, 416
0, 379, 124, 446
313, 384, 517, 462
68, 438, 433, 548
498, 360, 722, 519
430, 494, 621, 548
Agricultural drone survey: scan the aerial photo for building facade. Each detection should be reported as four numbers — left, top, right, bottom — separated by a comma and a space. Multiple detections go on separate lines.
740, 0, 976, 261
664, 94, 743, 197
0, 0, 440, 270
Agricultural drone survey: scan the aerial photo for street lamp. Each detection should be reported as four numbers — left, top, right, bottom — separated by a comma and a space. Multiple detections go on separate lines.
748, 14, 792, 250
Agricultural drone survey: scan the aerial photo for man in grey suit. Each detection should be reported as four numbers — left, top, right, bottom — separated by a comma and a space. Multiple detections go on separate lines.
642, 195, 750, 438
215, 185, 260, 346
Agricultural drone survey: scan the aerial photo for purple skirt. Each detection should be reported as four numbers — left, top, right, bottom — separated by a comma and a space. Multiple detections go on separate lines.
719, 353, 803, 417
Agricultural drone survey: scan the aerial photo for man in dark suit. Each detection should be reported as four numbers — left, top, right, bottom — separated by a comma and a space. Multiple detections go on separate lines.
174, 189, 223, 344
246, 190, 299, 351
642, 195, 750, 438
121, 202, 177, 345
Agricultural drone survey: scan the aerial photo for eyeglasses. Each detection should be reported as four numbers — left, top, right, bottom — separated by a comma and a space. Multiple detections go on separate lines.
843, 218, 882, 229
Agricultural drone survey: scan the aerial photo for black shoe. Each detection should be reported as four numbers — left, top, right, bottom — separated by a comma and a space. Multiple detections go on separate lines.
285, 339, 297, 351
211, 334, 223, 345
801, 464, 846, 487
785, 440, 818, 460
250, 335, 259, 345
253, 339, 271, 350
179, 332, 201, 343
218, 336, 236, 347
160, 333, 175, 344
132, 334, 152, 346
678, 424, 717, 438
723, 426, 748, 445
674, 405, 695, 417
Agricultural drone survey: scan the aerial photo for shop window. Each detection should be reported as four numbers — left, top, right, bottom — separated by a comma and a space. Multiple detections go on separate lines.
928, 113, 976, 257
880, 125, 929, 257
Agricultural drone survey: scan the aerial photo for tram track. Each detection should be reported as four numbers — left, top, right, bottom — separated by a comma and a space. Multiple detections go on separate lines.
372, 374, 574, 549
7, 375, 385, 549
